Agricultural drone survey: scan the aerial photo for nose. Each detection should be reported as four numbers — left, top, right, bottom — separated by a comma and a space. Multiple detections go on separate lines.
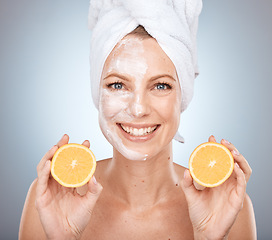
128, 91, 151, 118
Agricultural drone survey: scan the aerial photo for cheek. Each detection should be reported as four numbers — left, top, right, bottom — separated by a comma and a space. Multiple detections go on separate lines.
99, 89, 131, 120
100, 93, 120, 118
152, 93, 181, 124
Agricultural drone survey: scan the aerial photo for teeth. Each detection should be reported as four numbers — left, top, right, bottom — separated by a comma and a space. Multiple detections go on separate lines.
120, 124, 157, 136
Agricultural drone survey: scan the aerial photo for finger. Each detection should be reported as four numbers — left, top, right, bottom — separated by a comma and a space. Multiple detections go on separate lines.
76, 184, 88, 196
37, 145, 58, 177
193, 180, 206, 191
231, 150, 252, 182
84, 176, 103, 210
208, 135, 217, 142
221, 138, 239, 152
37, 134, 68, 173
87, 176, 103, 195
56, 134, 69, 148
82, 140, 90, 148
181, 169, 198, 195
36, 160, 51, 200
221, 139, 252, 182
233, 163, 247, 204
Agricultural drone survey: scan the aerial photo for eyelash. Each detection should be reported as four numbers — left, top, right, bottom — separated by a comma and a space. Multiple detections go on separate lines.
106, 82, 124, 90
154, 82, 172, 90
106, 81, 173, 91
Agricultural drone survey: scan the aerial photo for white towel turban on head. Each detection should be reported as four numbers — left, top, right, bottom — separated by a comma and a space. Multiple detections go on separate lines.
88, 0, 202, 112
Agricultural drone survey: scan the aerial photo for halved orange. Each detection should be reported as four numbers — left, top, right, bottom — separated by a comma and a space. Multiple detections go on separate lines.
51, 143, 96, 188
189, 142, 234, 188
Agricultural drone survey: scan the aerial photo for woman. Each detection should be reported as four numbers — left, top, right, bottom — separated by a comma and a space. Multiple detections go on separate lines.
19, 1, 256, 239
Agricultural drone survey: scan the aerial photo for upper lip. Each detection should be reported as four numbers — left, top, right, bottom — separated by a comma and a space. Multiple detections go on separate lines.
117, 123, 160, 128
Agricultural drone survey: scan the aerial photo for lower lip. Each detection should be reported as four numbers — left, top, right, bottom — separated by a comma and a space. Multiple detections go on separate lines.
117, 124, 160, 143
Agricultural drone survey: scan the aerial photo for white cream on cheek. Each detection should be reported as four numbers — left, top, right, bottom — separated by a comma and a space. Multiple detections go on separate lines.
99, 89, 148, 160
99, 37, 150, 161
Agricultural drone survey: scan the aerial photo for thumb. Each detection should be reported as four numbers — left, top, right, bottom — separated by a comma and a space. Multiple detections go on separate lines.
182, 169, 194, 190
85, 176, 103, 204
182, 169, 206, 191
181, 169, 198, 197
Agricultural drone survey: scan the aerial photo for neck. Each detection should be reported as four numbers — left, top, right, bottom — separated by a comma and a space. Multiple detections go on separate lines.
106, 142, 179, 209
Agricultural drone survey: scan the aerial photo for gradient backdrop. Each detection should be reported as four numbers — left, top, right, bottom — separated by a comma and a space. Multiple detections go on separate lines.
0, 0, 271, 239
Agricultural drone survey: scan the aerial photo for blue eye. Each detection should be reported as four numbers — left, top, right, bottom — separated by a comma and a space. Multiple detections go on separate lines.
113, 83, 123, 89
108, 82, 123, 90
155, 83, 171, 90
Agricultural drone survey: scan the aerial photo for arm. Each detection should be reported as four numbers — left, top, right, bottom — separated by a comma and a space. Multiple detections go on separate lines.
182, 136, 256, 240
19, 134, 103, 240
19, 179, 47, 240
228, 194, 257, 240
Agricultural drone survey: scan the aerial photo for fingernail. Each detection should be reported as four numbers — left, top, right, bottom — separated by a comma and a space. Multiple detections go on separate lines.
193, 180, 206, 191
235, 162, 240, 168
50, 145, 56, 151
211, 135, 216, 141
46, 160, 51, 168
224, 139, 230, 145
92, 176, 97, 185
233, 150, 240, 156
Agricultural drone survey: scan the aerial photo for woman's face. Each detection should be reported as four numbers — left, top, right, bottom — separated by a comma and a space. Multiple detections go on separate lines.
99, 35, 182, 160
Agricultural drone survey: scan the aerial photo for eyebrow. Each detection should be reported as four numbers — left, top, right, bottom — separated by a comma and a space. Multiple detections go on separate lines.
103, 73, 177, 82
103, 73, 129, 81
149, 74, 177, 82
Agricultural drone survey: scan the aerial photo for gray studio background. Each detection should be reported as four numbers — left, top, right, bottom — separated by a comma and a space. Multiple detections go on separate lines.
0, 0, 271, 239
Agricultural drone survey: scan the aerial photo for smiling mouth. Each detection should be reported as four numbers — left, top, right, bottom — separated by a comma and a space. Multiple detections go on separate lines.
119, 124, 159, 137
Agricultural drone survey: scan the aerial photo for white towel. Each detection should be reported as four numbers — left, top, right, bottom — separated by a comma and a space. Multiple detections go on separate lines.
88, 0, 202, 112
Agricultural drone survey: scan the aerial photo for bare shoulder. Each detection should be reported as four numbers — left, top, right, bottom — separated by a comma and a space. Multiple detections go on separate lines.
96, 158, 111, 169
228, 194, 257, 239
94, 158, 111, 182
18, 159, 111, 240
19, 179, 47, 240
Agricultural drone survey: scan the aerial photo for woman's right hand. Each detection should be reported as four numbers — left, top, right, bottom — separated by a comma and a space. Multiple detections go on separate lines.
35, 134, 103, 240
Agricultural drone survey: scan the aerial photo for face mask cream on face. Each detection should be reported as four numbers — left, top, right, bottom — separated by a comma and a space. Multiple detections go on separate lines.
99, 35, 182, 161
99, 37, 150, 160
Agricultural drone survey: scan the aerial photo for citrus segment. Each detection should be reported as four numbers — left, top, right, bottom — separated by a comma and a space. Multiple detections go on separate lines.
189, 142, 234, 188
51, 143, 96, 188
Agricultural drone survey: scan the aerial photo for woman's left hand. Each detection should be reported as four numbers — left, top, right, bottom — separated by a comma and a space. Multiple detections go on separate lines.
182, 135, 252, 240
